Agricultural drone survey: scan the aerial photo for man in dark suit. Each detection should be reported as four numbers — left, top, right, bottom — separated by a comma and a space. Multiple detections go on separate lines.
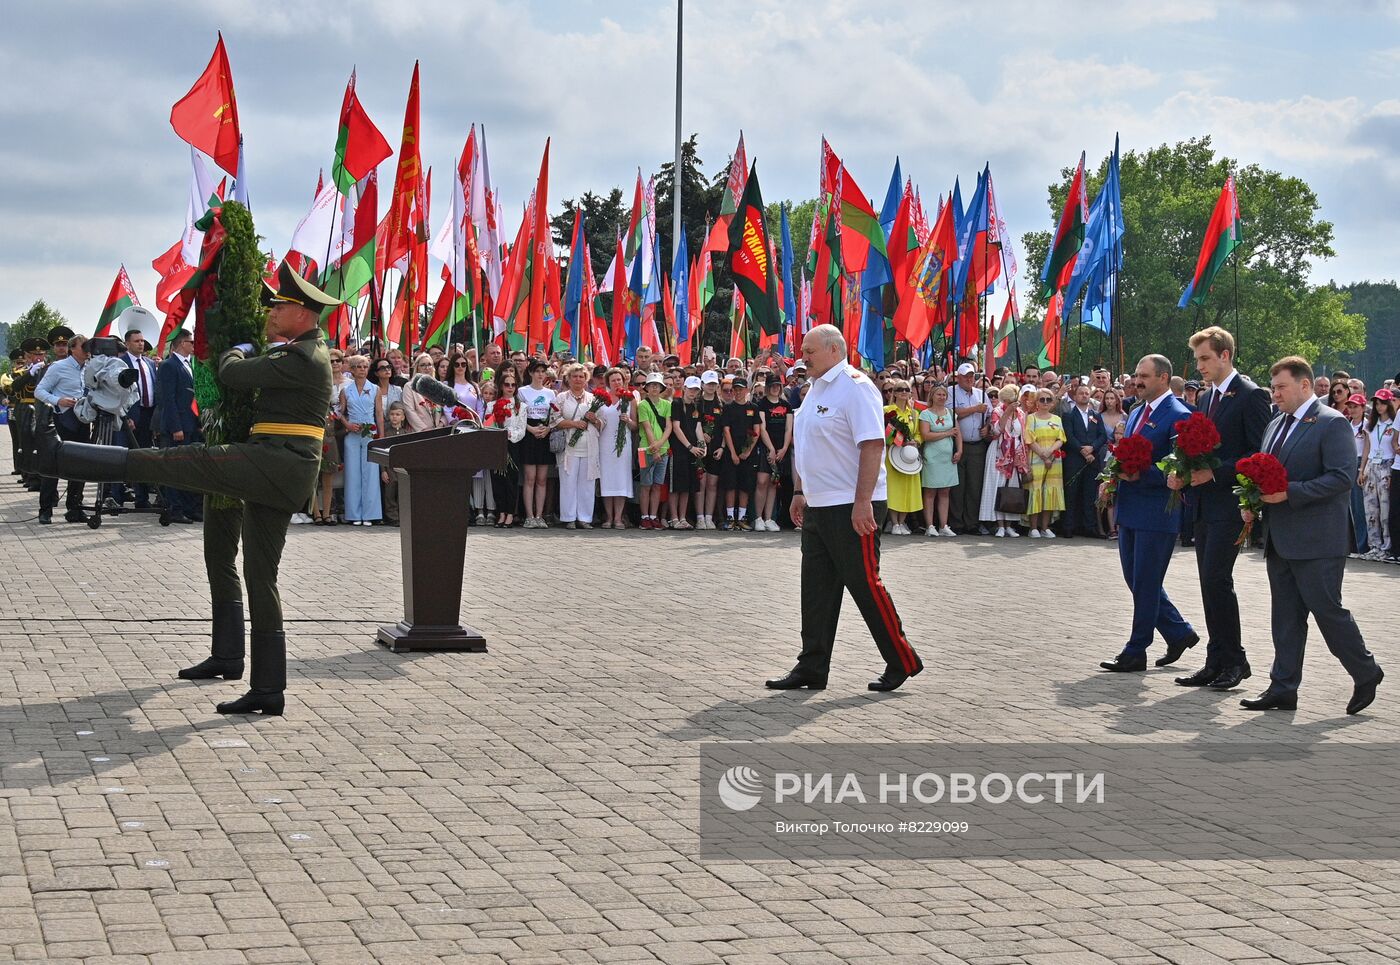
106, 327, 159, 510
156, 329, 201, 524
1171, 327, 1271, 691
1240, 356, 1383, 714
1098, 354, 1200, 672
1062, 380, 1109, 537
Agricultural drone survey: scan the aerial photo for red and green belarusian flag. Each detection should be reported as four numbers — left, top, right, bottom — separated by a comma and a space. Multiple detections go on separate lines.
1178, 174, 1242, 308
331, 69, 392, 193
1040, 152, 1088, 299
822, 140, 889, 275
703, 132, 747, 255
319, 169, 379, 316
94, 265, 139, 337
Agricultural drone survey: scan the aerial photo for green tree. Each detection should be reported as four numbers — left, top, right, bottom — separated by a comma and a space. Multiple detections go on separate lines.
1, 300, 70, 355
551, 187, 627, 282
1336, 281, 1400, 390
1020, 137, 1365, 380
654, 134, 725, 266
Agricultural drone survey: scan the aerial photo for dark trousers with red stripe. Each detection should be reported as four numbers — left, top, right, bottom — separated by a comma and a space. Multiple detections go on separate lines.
796, 500, 922, 681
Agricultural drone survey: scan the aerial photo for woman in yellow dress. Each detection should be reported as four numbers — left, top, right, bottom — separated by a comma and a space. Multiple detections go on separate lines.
1024, 389, 1067, 538
883, 380, 923, 535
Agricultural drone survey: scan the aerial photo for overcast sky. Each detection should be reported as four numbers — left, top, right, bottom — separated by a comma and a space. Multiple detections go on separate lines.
3, 0, 1398, 331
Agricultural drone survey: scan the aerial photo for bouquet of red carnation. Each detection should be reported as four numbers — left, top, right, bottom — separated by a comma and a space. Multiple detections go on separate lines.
570, 388, 611, 446
489, 398, 512, 426
1233, 452, 1289, 546
1096, 435, 1154, 510
614, 389, 635, 456
1157, 411, 1222, 510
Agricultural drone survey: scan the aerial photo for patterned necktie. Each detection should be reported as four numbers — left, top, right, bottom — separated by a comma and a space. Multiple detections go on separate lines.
1132, 403, 1152, 436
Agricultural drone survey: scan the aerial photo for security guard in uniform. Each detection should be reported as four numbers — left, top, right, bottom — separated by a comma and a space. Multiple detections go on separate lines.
32, 263, 339, 716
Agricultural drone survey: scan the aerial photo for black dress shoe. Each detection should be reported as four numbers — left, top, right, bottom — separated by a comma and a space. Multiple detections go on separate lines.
1099, 653, 1147, 672
37, 513, 51, 524
1154, 631, 1200, 667
1240, 689, 1297, 711
1175, 665, 1222, 687
1347, 668, 1384, 716
215, 690, 285, 716
1208, 665, 1252, 690
764, 671, 826, 691
64, 509, 89, 523
868, 670, 909, 692
177, 657, 244, 681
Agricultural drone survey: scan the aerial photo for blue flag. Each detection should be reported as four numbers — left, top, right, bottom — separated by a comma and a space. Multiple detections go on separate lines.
1064, 136, 1123, 333
673, 229, 690, 344
564, 212, 587, 357
779, 204, 795, 354
879, 158, 903, 236
858, 275, 885, 368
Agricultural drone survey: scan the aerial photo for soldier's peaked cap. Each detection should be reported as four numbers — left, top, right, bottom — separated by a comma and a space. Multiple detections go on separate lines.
261, 262, 343, 311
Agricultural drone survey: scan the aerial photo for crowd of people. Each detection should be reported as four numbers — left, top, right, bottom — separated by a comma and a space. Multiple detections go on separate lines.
7, 326, 1399, 565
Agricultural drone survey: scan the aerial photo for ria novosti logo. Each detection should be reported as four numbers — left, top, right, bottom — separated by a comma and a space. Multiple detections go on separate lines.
716, 765, 763, 811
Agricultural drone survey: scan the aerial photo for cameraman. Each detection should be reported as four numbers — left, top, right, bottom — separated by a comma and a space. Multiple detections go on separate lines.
34, 333, 90, 523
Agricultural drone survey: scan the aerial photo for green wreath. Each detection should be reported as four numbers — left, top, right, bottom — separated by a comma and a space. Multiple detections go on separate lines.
192, 200, 266, 508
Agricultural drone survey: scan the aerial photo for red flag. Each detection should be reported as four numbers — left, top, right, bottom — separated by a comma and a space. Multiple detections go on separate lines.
609, 232, 628, 362
384, 62, 427, 271
893, 197, 957, 349
152, 239, 194, 314
1042, 291, 1064, 367
526, 140, 550, 354
169, 34, 241, 177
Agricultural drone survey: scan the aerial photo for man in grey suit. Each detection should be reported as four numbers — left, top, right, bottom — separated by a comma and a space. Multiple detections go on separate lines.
1241, 356, 1384, 714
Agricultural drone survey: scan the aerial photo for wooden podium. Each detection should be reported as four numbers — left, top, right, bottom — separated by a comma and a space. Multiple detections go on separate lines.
367, 425, 507, 652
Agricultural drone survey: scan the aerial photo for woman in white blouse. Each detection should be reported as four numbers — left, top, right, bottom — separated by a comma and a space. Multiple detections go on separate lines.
553, 362, 602, 528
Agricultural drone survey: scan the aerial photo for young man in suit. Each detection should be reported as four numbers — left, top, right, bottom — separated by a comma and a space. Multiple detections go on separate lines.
1062, 380, 1109, 537
1171, 327, 1272, 691
156, 329, 201, 524
1098, 354, 1200, 672
1240, 357, 1383, 714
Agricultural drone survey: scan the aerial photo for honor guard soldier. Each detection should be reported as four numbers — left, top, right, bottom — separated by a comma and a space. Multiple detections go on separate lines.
11, 337, 49, 490
33, 263, 340, 716
766, 324, 924, 693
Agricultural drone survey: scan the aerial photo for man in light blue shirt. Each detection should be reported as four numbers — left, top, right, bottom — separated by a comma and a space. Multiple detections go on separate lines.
33, 334, 91, 523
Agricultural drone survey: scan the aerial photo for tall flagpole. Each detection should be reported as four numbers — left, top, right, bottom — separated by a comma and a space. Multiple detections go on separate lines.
672, 0, 684, 265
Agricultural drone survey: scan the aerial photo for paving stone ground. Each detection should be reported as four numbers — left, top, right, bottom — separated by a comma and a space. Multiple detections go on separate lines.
1, 447, 1398, 964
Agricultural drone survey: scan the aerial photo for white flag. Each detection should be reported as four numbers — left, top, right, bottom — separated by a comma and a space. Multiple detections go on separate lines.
181, 147, 218, 267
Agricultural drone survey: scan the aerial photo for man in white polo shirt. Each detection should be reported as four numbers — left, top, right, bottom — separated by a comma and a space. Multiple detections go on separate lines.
765, 324, 924, 693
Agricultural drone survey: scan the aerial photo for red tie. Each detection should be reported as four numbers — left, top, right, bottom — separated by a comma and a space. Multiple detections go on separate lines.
1132, 403, 1152, 436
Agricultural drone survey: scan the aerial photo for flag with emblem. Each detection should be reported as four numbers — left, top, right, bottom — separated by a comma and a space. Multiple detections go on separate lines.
332, 69, 392, 193
727, 163, 781, 336
170, 34, 241, 177
1179, 173, 1242, 309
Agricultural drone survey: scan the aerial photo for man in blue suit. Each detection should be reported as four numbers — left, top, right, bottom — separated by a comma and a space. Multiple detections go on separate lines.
1099, 354, 1200, 672
155, 329, 201, 524
1062, 380, 1109, 537
1171, 326, 1271, 691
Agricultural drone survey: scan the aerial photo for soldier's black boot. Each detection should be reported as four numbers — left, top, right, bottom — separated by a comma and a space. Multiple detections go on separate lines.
216, 630, 285, 716
179, 602, 245, 681
33, 404, 128, 480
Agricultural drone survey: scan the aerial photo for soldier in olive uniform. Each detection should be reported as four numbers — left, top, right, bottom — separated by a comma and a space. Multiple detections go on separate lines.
32, 264, 339, 716
11, 336, 50, 490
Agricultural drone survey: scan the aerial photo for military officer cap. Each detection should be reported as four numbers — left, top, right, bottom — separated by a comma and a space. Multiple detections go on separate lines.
47, 325, 74, 346
21, 337, 51, 354
8, 348, 21, 361
262, 262, 343, 312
